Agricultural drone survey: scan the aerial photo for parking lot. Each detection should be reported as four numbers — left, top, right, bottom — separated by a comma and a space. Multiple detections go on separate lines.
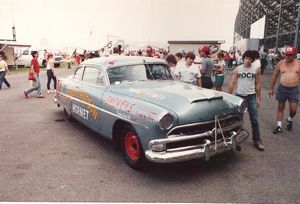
0, 66, 299, 203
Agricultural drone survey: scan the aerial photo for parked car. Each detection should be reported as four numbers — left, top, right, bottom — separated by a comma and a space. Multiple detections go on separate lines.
53, 55, 62, 67
54, 56, 249, 169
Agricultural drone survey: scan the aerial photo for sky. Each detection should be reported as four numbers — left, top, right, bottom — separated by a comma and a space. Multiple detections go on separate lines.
0, 0, 240, 51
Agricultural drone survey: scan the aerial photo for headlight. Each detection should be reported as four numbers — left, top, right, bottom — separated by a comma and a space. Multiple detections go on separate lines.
238, 99, 248, 113
157, 112, 174, 130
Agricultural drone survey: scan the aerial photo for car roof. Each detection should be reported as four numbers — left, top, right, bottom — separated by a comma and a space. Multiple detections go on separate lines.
80, 56, 167, 69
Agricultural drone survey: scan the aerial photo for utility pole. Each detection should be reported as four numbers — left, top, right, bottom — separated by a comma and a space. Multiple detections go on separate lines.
275, 0, 283, 53
294, 3, 300, 52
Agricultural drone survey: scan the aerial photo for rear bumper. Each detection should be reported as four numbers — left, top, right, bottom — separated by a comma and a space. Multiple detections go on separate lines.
145, 129, 249, 163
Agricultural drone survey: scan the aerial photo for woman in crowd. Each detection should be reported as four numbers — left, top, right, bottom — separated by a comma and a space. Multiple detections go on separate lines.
213, 52, 225, 91
165, 54, 178, 78
46, 53, 57, 93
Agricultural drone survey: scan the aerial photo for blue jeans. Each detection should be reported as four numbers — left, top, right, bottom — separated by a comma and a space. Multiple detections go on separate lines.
0, 71, 10, 89
0, 71, 5, 89
25, 73, 41, 96
237, 94, 261, 142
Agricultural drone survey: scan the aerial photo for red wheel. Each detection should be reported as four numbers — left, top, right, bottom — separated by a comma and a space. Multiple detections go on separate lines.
120, 124, 145, 169
125, 132, 141, 161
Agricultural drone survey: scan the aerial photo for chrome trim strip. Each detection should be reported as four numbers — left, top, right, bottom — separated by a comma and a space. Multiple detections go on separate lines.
167, 115, 241, 135
57, 92, 149, 129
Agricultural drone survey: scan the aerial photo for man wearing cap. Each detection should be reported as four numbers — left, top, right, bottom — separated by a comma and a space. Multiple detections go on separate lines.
199, 46, 214, 89
269, 46, 300, 134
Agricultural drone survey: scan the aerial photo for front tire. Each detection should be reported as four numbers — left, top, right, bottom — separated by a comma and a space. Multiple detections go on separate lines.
120, 124, 146, 169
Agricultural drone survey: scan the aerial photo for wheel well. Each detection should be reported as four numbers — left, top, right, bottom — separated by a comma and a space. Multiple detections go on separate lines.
112, 120, 131, 146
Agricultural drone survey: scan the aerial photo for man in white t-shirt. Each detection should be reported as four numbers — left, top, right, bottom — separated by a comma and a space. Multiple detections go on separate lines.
177, 52, 202, 86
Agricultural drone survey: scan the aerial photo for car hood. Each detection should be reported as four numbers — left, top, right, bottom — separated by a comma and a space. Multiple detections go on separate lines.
108, 81, 240, 123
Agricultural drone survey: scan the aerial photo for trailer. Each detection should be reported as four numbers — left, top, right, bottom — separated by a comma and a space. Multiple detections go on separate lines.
0, 40, 31, 67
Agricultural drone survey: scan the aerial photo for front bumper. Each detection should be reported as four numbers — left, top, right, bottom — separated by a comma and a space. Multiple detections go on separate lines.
145, 129, 249, 163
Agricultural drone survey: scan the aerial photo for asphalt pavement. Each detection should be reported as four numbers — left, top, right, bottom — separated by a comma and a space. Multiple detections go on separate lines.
0, 65, 299, 203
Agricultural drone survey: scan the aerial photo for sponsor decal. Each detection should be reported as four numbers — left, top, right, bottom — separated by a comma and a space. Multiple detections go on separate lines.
64, 89, 98, 120
128, 88, 166, 101
104, 95, 158, 122
104, 96, 135, 113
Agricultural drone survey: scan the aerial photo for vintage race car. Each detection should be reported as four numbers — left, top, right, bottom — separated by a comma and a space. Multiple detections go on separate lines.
55, 56, 249, 169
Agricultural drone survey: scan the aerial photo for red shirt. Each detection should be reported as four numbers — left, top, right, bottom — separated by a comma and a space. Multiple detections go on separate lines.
31, 58, 40, 73
224, 53, 231, 61
76, 55, 81, 64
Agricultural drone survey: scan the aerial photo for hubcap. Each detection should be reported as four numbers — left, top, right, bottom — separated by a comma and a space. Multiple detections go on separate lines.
125, 132, 140, 161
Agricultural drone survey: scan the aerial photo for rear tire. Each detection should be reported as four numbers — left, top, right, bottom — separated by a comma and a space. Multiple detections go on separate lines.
120, 124, 146, 169
63, 107, 73, 121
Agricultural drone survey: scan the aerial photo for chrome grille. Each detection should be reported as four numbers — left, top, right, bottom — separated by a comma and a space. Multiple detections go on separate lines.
166, 115, 242, 150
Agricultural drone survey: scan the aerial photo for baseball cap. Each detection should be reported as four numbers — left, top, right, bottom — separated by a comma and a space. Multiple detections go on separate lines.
200, 45, 211, 53
284, 46, 297, 55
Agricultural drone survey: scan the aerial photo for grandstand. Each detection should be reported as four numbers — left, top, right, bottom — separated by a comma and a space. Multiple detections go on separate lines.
234, 0, 300, 52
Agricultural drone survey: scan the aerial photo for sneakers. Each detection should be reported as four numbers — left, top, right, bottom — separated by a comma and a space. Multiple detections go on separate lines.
24, 91, 28, 99
287, 120, 293, 131
254, 140, 264, 151
37, 95, 45, 98
47, 90, 51, 94
273, 126, 283, 134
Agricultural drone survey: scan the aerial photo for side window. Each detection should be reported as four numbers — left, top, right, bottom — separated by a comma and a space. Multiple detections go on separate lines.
74, 67, 84, 80
96, 70, 104, 85
82, 66, 101, 84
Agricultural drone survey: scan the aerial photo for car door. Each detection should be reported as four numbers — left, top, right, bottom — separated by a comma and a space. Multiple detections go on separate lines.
80, 65, 107, 133
68, 66, 87, 123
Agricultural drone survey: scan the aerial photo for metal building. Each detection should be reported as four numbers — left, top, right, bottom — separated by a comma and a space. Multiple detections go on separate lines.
234, 0, 300, 52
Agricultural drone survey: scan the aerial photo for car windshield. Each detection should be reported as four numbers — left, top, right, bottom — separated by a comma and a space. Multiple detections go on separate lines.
108, 64, 173, 85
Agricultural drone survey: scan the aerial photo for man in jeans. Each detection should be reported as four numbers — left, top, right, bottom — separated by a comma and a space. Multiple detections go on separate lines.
199, 46, 214, 89
228, 50, 264, 151
0, 53, 10, 90
24, 51, 45, 98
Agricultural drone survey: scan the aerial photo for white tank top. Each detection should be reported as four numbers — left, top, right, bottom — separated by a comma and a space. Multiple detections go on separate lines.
236, 64, 257, 96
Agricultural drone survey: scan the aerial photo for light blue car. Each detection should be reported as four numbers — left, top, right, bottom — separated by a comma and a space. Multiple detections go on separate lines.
55, 56, 249, 169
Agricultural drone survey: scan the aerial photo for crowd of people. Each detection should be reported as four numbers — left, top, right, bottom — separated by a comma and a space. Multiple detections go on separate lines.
0, 44, 299, 152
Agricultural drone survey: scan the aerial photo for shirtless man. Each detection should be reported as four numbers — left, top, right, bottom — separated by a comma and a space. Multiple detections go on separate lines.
269, 46, 300, 134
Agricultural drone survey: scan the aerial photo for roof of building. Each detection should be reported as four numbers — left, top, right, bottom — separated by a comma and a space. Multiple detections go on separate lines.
168, 40, 225, 44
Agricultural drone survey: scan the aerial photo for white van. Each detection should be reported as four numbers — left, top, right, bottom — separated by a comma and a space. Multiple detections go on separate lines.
15, 49, 46, 67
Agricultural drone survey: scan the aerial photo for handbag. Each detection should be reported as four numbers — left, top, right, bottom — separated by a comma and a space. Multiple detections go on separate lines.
28, 72, 35, 80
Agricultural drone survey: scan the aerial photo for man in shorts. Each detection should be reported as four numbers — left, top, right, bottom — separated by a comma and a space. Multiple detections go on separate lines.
269, 46, 300, 134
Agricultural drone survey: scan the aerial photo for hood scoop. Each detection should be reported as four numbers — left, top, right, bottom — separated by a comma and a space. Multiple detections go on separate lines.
186, 89, 223, 104
188, 95, 223, 103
